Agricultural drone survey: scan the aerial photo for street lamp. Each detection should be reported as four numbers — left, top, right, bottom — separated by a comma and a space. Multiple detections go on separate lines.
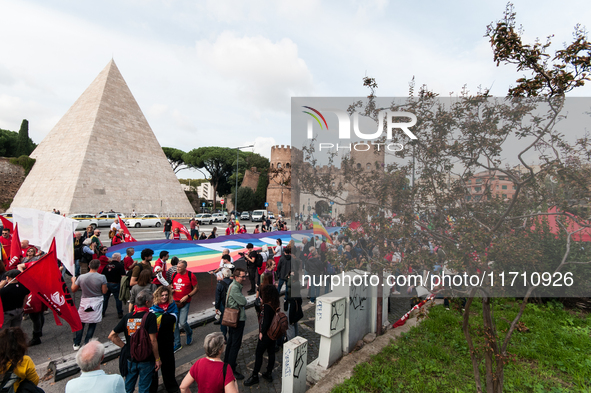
234, 144, 254, 216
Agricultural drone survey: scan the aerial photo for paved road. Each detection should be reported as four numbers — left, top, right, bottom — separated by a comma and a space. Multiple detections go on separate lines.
28, 219, 291, 391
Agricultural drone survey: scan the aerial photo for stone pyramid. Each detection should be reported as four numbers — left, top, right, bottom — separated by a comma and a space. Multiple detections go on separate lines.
11, 60, 195, 215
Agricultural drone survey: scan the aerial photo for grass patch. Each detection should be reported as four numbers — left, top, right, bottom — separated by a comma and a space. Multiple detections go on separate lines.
332, 298, 591, 393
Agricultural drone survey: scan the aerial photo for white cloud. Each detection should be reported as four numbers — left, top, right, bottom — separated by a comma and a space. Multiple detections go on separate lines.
196, 32, 314, 112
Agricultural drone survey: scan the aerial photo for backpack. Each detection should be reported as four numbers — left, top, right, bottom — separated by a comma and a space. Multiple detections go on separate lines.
119, 263, 149, 303
129, 313, 153, 362
267, 307, 289, 341
255, 253, 264, 269
0, 365, 17, 393
171, 270, 194, 287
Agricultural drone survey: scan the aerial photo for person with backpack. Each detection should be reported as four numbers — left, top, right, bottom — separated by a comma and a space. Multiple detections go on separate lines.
214, 268, 233, 340
109, 289, 161, 393
130, 249, 154, 287
171, 260, 198, 352
243, 285, 281, 386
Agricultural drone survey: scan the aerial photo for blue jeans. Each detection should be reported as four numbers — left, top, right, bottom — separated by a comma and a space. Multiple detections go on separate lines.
174, 303, 191, 347
74, 259, 81, 277
277, 278, 288, 300
74, 323, 97, 346
126, 359, 155, 393
103, 283, 122, 315
165, 231, 171, 239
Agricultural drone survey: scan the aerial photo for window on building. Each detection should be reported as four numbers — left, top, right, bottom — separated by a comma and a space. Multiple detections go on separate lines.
366, 163, 371, 170
502, 185, 507, 190
496, 185, 499, 190
512, 185, 516, 190
475, 178, 482, 184
277, 163, 282, 169
357, 163, 362, 169
502, 194, 507, 199
466, 195, 472, 201
474, 187, 481, 192
498, 176, 506, 180
285, 163, 290, 168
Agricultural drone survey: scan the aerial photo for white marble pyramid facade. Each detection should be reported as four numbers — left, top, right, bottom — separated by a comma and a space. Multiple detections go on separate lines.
11, 60, 194, 215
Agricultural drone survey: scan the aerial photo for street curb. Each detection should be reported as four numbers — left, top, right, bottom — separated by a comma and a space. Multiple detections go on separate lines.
306, 299, 439, 393
48, 292, 270, 382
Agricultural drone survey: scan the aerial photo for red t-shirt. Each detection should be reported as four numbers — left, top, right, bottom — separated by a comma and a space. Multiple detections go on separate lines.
96, 255, 110, 273
123, 256, 134, 271
153, 258, 167, 284
173, 233, 181, 240
189, 358, 235, 393
225, 227, 232, 236
171, 271, 197, 302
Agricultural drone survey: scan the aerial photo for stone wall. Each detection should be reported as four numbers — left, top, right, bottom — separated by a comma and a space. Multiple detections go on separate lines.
0, 157, 26, 211
241, 167, 260, 191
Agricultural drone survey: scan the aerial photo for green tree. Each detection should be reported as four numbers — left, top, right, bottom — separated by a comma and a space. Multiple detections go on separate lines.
15, 120, 35, 157
184, 147, 236, 211
162, 147, 189, 173
231, 187, 257, 212
295, 5, 591, 393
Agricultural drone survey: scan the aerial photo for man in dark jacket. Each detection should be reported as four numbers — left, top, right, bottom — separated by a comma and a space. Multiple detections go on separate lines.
306, 248, 324, 304
164, 218, 172, 239
243, 243, 257, 295
214, 267, 233, 340
276, 246, 292, 300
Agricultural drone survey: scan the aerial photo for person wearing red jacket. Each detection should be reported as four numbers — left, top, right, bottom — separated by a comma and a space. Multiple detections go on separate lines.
0, 227, 12, 257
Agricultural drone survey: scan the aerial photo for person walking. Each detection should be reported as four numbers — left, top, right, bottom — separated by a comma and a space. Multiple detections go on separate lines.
244, 285, 280, 386
149, 286, 179, 393
164, 218, 173, 240
276, 246, 292, 301
102, 253, 126, 319
65, 339, 125, 393
189, 218, 198, 240
71, 259, 108, 350
223, 268, 248, 380
179, 332, 237, 393
109, 290, 161, 393
171, 260, 198, 352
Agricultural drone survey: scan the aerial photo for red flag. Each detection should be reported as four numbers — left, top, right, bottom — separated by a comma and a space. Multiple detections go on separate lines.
16, 239, 82, 332
7, 223, 22, 270
171, 220, 191, 240
118, 217, 137, 242
0, 216, 13, 232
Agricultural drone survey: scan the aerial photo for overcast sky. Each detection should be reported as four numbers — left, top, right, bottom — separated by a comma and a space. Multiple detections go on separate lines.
1, 0, 590, 179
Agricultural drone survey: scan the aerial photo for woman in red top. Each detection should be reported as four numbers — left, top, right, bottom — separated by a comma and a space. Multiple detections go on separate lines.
253, 225, 260, 234
180, 332, 237, 393
94, 246, 110, 273
172, 228, 181, 240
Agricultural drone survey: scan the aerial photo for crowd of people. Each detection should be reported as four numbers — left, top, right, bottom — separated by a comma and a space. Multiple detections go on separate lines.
0, 212, 378, 393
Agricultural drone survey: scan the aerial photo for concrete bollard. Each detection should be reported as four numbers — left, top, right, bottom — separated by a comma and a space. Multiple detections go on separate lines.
282, 336, 308, 393
315, 295, 346, 368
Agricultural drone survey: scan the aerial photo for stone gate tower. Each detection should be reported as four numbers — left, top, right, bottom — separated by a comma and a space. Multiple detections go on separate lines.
266, 145, 299, 217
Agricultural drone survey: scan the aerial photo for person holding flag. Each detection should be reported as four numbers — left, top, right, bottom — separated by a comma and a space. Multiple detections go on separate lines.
170, 220, 191, 240
0, 227, 12, 258
312, 214, 334, 245
118, 217, 137, 242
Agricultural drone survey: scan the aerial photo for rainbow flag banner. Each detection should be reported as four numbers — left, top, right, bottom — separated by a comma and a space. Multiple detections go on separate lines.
312, 214, 334, 245
107, 229, 337, 273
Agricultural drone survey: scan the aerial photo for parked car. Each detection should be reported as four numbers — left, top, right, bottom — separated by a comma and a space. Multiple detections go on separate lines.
125, 214, 162, 228
67, 214, 99, 230
212, 213, 227, 223
196, 213, 213, 225
96, 213, 126, 227
240, 211, 250, 221
251, 210, 266, 222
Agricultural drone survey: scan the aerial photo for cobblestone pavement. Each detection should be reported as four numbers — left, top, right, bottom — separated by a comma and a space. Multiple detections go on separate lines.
157, 294, 416, 393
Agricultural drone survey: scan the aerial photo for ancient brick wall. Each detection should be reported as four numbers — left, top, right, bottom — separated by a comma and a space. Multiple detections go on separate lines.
0, 157, 26, 211
241, 167, 260, 191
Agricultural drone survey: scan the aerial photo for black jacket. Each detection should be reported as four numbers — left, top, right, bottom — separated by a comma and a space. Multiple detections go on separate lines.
276, 254, 291, 280
215, 277, 232, 310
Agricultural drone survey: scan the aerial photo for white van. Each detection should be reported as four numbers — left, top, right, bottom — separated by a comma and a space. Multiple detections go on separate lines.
251, 210, 266, 222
